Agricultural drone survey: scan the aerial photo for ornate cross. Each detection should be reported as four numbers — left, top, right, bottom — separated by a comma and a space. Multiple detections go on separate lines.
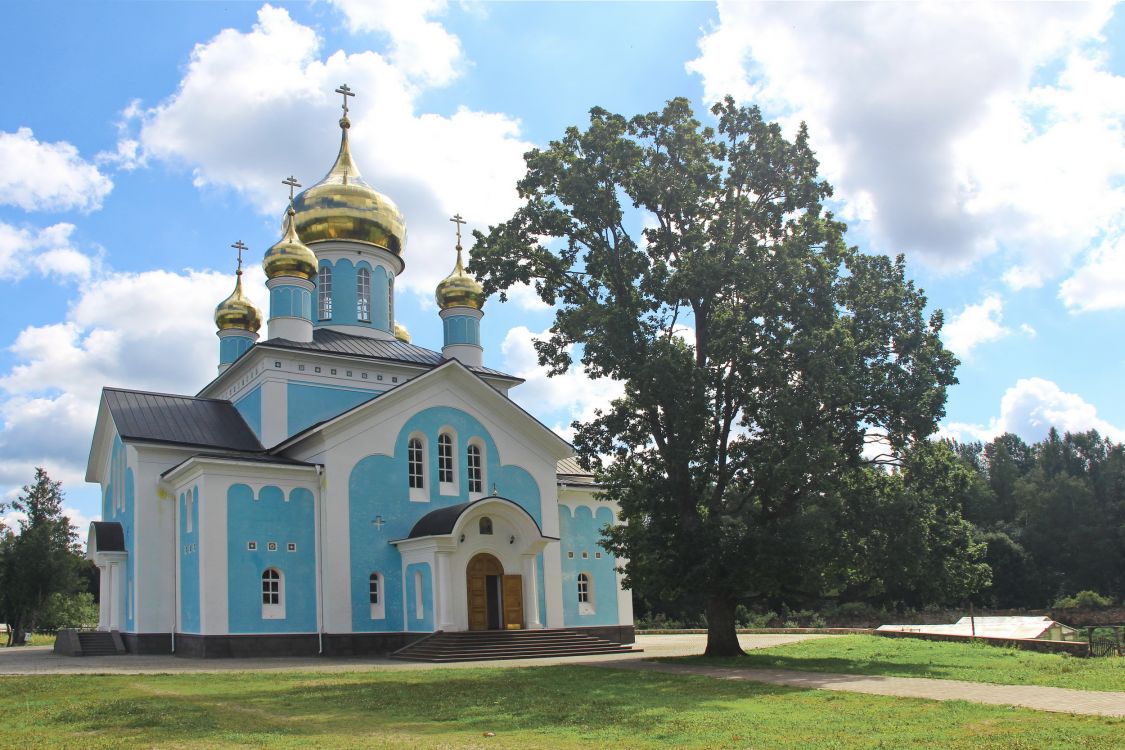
335, 84, 355, 116
282, 175, 301, 201
450, 213, 466, 247
372, 515, 385, 530
231, 240, 247, 273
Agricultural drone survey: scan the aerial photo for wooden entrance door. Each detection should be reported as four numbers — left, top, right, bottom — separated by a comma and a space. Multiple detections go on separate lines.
467, 553, 503, 631
502, 575, 524, 630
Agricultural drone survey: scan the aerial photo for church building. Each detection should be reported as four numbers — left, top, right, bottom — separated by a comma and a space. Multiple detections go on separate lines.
83, 86, 634, 657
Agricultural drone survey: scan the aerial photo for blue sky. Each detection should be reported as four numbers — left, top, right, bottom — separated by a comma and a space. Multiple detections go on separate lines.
3, 1, 1125, 531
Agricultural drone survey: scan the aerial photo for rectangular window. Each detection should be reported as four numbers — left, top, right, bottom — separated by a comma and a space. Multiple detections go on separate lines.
467, 444, 482, 494
408, 438, 424, 489
438, 434, 454, 485
248, 541, 257, 551
318, 266, 333, 320
357, 268, 371, 322
268, 541, 278, 552
287, 543, 296, 552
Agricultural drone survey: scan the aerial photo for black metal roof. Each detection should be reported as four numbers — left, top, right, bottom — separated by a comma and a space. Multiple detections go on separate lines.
103, 388, 262, 452
89, 521, 125, 552
405, 498, 553, 540
259, 328, 520, 381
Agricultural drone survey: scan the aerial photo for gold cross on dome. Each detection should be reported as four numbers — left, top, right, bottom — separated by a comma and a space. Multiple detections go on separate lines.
450, 213, 466, 247
231, 240, 247, 273
282, 175, 301, 201
335, 83, 355, 116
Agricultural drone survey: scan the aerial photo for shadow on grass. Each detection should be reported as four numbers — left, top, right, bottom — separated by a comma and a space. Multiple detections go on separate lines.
675, 652, 972, 680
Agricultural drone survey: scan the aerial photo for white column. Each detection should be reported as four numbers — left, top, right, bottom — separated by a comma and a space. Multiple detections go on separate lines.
108, 563, 121, 631
436, 552, 455, 631
521, 554, 542, 629
98, 563, 110, 631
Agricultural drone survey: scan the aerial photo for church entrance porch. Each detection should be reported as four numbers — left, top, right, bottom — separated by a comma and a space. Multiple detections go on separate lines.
467, 552, 523, 630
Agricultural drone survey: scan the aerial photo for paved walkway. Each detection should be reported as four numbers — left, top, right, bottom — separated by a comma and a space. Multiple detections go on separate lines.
599, 659, 1125, 718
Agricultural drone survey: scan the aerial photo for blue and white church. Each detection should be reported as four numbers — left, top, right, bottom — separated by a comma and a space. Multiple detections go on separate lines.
83, 87, 634, 657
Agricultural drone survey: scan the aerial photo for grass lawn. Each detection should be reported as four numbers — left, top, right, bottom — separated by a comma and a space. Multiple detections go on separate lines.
0, 633, 54, 648
679, 635, 1125, 692
1, 665, 1123, 749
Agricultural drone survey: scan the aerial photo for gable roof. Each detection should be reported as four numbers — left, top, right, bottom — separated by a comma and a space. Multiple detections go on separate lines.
272, 357, 572, 459
258, 329, 521, 381
103, 387, 262, 452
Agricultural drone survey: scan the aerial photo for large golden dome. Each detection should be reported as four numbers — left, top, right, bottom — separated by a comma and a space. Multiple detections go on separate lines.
263, 206, 318, 281
290, 116, 407, 254
214, 272, 262, 333
436, 245, 485, 310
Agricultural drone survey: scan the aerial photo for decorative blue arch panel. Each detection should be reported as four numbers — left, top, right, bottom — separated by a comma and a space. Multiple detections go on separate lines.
179, 485, 200, 633
104, 433, 136, 632
559, 504, 619, 627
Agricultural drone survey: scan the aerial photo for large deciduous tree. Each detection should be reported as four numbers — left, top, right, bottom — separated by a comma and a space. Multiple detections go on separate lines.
0, 468, 81, 645
472, 98, 959, 655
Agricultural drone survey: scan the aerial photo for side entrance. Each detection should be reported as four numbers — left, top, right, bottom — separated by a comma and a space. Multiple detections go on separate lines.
466, 552, 523, 630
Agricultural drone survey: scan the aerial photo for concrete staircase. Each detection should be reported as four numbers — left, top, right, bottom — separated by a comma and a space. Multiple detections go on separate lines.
54, 629, 126, 656
391, 628, 640, 663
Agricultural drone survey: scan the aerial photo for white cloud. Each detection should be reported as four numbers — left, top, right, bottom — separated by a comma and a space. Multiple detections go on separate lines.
505, 282, 552, 311
1058, 233, 1125, 312
0, 128, 113, 213
329, 0, 463, 87
942, 294, 1010, 358
0, 267, 269, 495
687, 3, 1124, 281
500, 326, 624, 442
0, 221, 97, 282
942, 377, 1125, 444
120, 4, 530, 296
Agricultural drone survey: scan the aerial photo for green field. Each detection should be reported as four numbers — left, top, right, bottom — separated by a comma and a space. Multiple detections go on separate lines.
1, 665, 1122, 749
681, 635, 1125, 692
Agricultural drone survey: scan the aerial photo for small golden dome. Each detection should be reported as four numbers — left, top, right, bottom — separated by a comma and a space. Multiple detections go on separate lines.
394, 322, 411, 343
263, 206, 318, 281
214, 272, 262, 333
290, 116, 407, 254
436, 244, 485, 310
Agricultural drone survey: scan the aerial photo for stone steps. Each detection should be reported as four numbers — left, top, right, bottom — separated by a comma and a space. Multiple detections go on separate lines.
73, 630, 124, 656
392, 628, 639, 662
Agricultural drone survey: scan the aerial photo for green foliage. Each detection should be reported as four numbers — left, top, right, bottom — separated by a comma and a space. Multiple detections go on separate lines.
473, 97, 960, 655
36, 592, 99, 632
1054, 591, 1116, 610
0, 468, 83, 645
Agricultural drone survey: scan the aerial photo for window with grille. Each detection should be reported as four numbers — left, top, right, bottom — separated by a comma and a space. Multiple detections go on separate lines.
318, 265, 333, 320
262, 569, 280, 605
357, 267, 371, 322
408, 438, 424, 489
369, 573, 380, 604
467, 443, 482, 493
438, 433, 454, 484
577, 573, 590, 603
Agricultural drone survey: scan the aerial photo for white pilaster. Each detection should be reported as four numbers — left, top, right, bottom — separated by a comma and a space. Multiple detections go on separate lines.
436, 552, 455, 631
522, 554, 542, 629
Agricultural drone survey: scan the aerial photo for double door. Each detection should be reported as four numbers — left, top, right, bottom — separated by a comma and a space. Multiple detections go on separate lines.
467, 552, 523, 630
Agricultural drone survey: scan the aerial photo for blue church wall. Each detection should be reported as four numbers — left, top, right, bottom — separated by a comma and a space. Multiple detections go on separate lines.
287, 381, 379, 437
315, 259, 391, 333
559, 505, 619, 627
179, 485, 200, 633
348, 406, 544, 632
219, 334, 255, 366
227, 484, 317, 633
404, 562, 434, 632
442, 315, 481, 346
269, 284, 312, 321
234, 386, 262, 439
104, 433, 136, 632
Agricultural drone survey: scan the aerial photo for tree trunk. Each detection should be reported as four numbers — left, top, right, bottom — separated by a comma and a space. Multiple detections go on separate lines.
704, 595, 744, 656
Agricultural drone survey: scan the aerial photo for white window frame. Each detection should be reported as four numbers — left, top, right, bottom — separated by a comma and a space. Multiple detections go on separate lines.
261, 568, 285, 620
577, 572, 595, 615
368, 572, 385, 620
408, 434, 428, 502
437, 430, 457, 496
466, 441, 485, 498
357, 267, 371, 322
318, 265, 333, 320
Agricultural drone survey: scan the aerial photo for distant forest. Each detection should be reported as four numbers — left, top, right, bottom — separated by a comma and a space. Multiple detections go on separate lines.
953, 429, 1125, 609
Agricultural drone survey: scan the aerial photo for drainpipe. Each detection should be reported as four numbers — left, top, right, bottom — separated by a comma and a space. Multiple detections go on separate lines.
316, 464, 325, 655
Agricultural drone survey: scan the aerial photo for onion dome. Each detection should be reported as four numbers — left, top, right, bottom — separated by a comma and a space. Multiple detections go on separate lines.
290, 110, 407, 254
263, 204, 318, 281
394, 322, 411, 343
214, 268, 262, 333
435, 243, 485, 310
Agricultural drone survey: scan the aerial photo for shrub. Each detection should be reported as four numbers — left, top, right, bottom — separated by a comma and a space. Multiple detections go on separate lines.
1053, 591, 1115, 609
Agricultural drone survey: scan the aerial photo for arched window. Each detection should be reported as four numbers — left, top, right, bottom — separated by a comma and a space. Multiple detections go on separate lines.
368, 572, 384, 619
408, 438, 424, 489
318, 265, 333, 320
479, 516, 493, 535
357, 267, 371, 322
437, 433, 454, 486
577, 573, 590, 603
467, 443, 483, 494
261, 568, 284, 619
